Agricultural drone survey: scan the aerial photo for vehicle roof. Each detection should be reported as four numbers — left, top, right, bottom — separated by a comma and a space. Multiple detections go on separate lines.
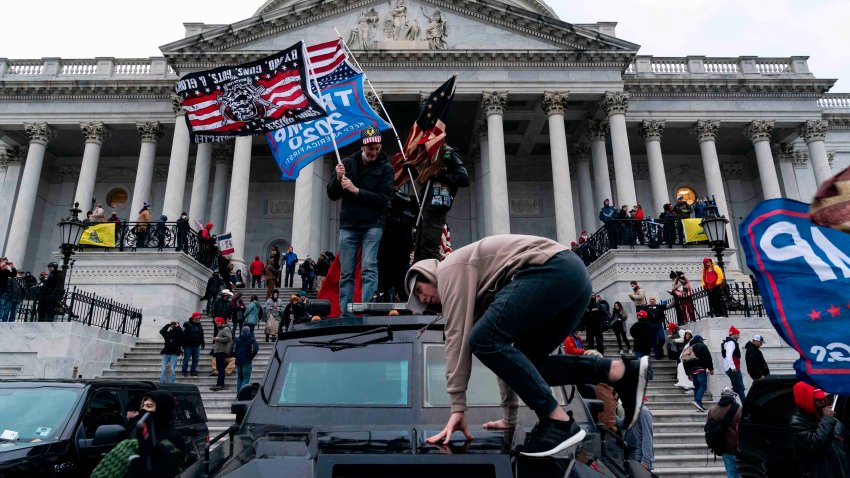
281, 315, 444, 340
0, 379, 201, 394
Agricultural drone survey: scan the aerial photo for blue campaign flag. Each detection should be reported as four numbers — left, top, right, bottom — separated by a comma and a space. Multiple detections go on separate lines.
740, 198, 850, 394
266, 74, 390, 181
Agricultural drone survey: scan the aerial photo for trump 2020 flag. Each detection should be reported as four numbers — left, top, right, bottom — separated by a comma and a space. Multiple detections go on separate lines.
175, 41, 327, 143
740, 198, 850, 394
217, 232, 235, 256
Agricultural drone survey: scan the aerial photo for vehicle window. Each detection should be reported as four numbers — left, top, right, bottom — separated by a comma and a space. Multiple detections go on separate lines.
275, 344, 411, 406
82, 390, 123, 439
423, 344, 565, 407
0, 387, 83, 443
172, 392, 207, 425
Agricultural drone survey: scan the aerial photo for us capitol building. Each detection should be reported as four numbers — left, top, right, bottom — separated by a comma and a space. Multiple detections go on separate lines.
1, 0, 847, 334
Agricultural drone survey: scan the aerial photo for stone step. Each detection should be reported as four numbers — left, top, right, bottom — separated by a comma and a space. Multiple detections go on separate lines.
645, 400, 717, 411
649, 410, 711, 423
654, 443, 712, 456
646, 392, 707, 403
653, 432, 706, 446
653, 454, 724, 470
100, 371, 267, 381
654, 466, 727, 478
116, 355, 273, 364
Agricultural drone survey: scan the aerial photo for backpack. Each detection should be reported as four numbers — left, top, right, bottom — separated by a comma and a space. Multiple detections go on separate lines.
297, 263, 305, 276
704, 402, 739, 456
721, 337, 740, 359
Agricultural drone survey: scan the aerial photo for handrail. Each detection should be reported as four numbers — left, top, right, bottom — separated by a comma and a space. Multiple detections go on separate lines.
661, 282, 764, 326
575, 218, 703, 267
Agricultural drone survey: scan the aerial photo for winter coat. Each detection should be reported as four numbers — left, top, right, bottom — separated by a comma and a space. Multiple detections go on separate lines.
327, 150, 394, 229
205, 276, 224, 299
645, 304, 666, 325
563, 334, 584, 355
137, 209, 152, 231
212, 325, 233, 354
790, 382, 850, 478
249, 259, 264, 277
629, 320, 653, 355
683, 336, 714, 375
599, 205, 617, 223
744, 341, 770, 379
674, 200, 693, 218
230, 298, 246, 322
701, 258, 725, 289
211, 295, 232, 320
284, 251, 298, 268
176, 216, 190, 235
417, 146, 470, 207
159, 323, 183, 355
244, 301, 261, 325
234, 329, 260, 366
706, 395, 742, 456
264, 263, 279, 281
181, 320, 205, 348
316, 257, 331, 277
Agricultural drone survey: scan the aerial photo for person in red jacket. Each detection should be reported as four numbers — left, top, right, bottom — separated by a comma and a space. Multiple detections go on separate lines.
249, 256, 264, 288
563, 333, 584, 355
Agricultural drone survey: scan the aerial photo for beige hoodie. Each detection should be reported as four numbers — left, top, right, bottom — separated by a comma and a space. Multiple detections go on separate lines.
406, 234, 567, 416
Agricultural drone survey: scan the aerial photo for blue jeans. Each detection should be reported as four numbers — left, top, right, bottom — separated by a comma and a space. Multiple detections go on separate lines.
160, 354, 178, 383
236, 364, 253, 398
726, 370, 747, 401
692, 370, 708, 405
182, 346, 200, 375
468, 251, 611, 418
650, 323, 665, 359
0, 297, 11, 322
722, 454, 740, 477
338, 227, 383, 317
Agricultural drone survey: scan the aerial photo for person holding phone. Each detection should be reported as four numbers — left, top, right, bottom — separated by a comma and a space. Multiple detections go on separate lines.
789, 381, 849, 477
159, 320, 183, 384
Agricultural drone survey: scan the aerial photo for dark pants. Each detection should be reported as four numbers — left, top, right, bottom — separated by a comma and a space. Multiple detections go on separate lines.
467, 251, 611, 419
413, 205, 446, 262
251, 275, 261, 287
586, 322, 604, 354
284, 267, 295, 288
301, 275, 314, 293
708, 287, 727, 317
726, 370, 747, 401
177, 232, 188, 253
182, 346, 200, 375
215, 352, 227, 387
650, 323, 665, 359
604, 222, 618, 249
612, 321, 630, 351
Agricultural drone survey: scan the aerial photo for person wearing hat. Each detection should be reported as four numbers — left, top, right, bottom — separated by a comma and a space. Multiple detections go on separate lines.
790, 381, 850, 477
405, 234, 649, 457
327, 125, 394, 316
744, 334, 770, 381
701, 257, 726, 317
630, 310, 654, 359
136, 202, 152, 247
722, 326, 746, 401
705, 387, 742, 476
37, 261, 63, 321
210, 316, 233, 391
181, 312, 205, 377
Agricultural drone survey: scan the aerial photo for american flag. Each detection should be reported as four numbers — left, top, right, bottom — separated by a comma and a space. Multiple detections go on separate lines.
175, 41, 327, 143
393, 75, 456, 187
306, 38, 362, 91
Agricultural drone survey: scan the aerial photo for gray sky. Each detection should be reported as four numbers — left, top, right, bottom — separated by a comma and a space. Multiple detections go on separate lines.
1, 0, 847, 90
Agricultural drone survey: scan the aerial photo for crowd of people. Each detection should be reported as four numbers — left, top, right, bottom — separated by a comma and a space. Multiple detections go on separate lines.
0, 256, 66, 322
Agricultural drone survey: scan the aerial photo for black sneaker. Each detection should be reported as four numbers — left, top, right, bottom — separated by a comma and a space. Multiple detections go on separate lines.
612, 355, 650, 430
516, 416, 586, 457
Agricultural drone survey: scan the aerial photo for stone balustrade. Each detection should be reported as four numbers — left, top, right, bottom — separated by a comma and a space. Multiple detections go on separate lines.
819, 93, 850, 109
626, 55, 811, 77
0, 57, 176, 79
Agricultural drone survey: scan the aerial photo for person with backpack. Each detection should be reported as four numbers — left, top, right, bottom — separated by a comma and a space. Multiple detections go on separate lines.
210, 317, 232, 392
705, 387, 742, 477
722, 326, 746, 401
683, 335, 714, 412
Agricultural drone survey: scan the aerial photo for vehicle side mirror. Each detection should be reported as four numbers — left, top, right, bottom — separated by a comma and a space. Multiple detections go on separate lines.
231, 402, 249, 424
237, 382, 259, 401
92, 424, 127, 447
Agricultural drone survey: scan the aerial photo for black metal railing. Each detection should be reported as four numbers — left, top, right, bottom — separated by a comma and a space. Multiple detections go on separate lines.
0, 282, 142, 336
576, 219, 710, 266
661, 282, 765, 327
77, 221, 220, 269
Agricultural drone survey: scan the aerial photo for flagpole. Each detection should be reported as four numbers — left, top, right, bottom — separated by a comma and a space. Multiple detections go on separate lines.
303, 40, 344, 166
333, 27, 420, 203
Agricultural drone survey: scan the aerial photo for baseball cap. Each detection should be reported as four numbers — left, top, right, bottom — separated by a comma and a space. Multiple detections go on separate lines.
360, 126, 382, 145
636, 310, 648, 319
298, 290, 307, 297
813, 388, 828, 399
752, 334, 765, 343
191, 312, 202, 319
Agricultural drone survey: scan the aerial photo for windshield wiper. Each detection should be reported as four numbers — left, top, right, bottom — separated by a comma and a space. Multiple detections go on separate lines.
299, 326, 393, 352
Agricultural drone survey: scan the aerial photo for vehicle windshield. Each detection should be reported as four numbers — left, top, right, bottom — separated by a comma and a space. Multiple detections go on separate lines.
0, 387, 83, 444
423, 344, 565, 407
275, 343, 411, 406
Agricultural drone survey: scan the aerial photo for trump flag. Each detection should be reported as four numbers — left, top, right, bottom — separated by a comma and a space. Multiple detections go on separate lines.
740, 199, 850, 394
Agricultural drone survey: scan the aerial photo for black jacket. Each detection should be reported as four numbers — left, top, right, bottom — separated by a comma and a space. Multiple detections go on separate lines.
160, 324, 184, 355
744, 341, 769, 379
684, 337, 714, 375
415, 146, 470, 202
205, 276, 224, 299
789, 411, 850, 478
327, 150, 394, 229
234, 332, 260, 366
645, 304, 665, 325
629, 320, 653, 354
182, 320, 205, 348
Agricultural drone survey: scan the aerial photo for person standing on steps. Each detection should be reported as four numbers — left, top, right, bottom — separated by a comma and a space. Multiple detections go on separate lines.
629, 310, 653, 359
722, 326, 747, 401
645, 297, 666, 360
159, 320, 183, 384
744, 334, 770, 381
249, 256, 264, 288
705, 387, 742, 477
611, 301, 631, 355
283, 246, 297, 288
264, 259, 279, 299
181, 312, 205, 377
244, 295, 262, 336
210, 317, 232, 392
233, 326, 259, 399
682, 334, 713, 412
405, 234, 649, 457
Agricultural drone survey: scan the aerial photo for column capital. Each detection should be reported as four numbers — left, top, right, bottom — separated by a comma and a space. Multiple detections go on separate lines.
136, 121, 164, 143
584, 120, 609, 142
828, 150, 836, 167
213, 141, 234, 162
366, 90, 383, 114
773, 144, 795, 163
800, 119, 828, 143
572, 143, 591, 162
80, 121, 111, 145
602, 90, 630, 116
792, 149, 809, 169
541, 91, 569, 116
690, 120, 720, 143
481, 91, 507, 117
171, 95, 185, 116
23, 122, 55, 145
0, 146, 26, 168
638, 120, 665, 141
743, 120, 775, 143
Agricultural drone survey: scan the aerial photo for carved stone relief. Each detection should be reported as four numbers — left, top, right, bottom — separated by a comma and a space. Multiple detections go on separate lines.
348, 0, 447, 51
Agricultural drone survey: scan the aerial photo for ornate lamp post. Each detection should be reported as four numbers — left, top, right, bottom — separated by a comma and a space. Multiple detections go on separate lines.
700, 200, 730, 273
57, 202, 86, 286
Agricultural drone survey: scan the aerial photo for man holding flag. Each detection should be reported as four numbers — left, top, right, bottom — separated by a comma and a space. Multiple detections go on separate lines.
327, 126, 394, 317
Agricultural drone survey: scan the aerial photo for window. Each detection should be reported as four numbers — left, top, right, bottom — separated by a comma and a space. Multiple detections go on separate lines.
275, 344, 411, 406
106, 188, 129, 210
676, 186, 697, 205
0, 387, 83, 443
82, 390, 123, 439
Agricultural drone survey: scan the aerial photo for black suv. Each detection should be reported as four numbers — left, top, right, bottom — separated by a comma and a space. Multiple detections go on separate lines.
737, 375, 849, 478
184, 316, 646, 478
0, 379, 208, 477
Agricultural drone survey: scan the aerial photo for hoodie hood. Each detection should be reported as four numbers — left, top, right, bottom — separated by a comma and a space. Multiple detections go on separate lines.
143, 390, 176, 432
793, 381, 826, 418
744, 341, 758, 352
159, 215, 168, 222
205, 223, 213, 230
405, 259, 439, 314
703, 258, 713, 267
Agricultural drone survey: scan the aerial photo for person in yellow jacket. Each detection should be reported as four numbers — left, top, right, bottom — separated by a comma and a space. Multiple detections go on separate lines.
701, 257, 726, 317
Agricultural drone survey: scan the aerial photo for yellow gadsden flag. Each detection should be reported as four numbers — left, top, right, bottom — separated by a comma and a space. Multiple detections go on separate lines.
682, 218, 708, 243
78, 223, 116, 248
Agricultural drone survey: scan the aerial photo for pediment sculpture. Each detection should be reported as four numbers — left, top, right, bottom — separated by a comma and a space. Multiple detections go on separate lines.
347, 0, 447, 50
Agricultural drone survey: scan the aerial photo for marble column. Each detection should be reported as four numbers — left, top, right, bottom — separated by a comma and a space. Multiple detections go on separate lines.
4, 123, 54, 264
130, 122, 163, 220
774, 145, 801, 201
743, 120, 781, 199
209, 143, 232, 234
800, 120, 832, 187
225, 136, 252, 268
476, 127, 492, 237
603, 91, 637, 208
188, 143, 213, 227
542, 91, 576, 244
74, 122, 111, 210
691, 120, 732, 237
586, 120, 611, 226
638, 120, 670, 214
482, 92, 510, 235
0, 148, 26, 253
573, 144, 596, 234
161, 98, 192, 220
291, 158, 323, 260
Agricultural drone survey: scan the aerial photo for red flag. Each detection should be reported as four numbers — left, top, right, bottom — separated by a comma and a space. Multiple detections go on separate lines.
317, 249, 363, 317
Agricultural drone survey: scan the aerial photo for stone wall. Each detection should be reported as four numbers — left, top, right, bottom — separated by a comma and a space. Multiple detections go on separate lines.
0, 322, 136, 379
